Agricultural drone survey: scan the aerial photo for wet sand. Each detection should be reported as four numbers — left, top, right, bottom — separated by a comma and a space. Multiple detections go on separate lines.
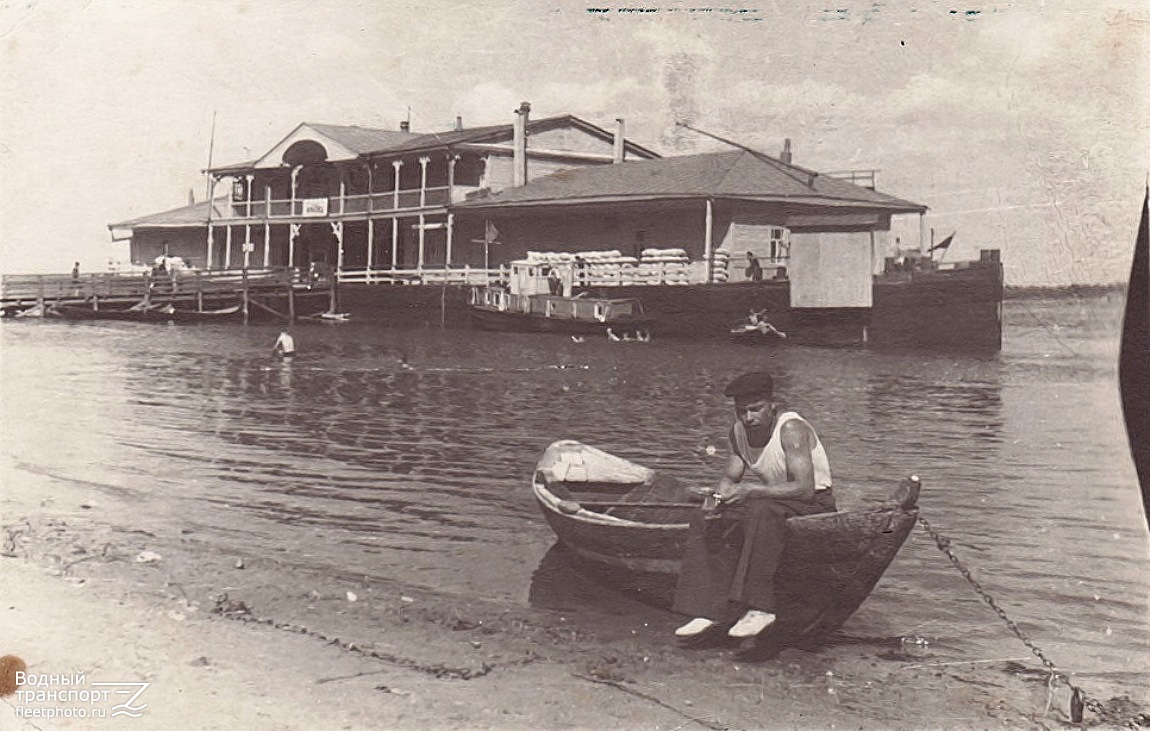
0, 461, 1114, 730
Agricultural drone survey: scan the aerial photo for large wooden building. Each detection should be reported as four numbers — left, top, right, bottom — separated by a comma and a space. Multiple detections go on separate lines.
105, 102, 1002, 349
110, 103, 660, 279
109, 102, 932, 307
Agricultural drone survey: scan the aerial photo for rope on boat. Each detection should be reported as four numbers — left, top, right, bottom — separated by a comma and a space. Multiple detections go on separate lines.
917, 515, 1150, 728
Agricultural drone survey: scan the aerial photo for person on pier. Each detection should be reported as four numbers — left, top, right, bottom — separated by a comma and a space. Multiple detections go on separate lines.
673, 371, 835, 640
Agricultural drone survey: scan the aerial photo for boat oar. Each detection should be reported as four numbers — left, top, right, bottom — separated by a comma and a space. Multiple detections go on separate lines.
557, 499, 700, 514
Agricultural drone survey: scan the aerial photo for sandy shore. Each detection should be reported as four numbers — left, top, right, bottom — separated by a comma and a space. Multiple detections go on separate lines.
1, 460, 1105, 730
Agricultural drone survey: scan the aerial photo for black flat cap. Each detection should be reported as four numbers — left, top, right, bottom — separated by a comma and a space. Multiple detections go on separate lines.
724, 371, 774, 399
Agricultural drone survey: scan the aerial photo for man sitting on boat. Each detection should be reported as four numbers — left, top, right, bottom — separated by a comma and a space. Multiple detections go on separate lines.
673, 371, 835, 640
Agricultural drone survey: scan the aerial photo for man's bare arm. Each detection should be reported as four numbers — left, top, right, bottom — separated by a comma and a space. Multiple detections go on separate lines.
720, 420, 817, 503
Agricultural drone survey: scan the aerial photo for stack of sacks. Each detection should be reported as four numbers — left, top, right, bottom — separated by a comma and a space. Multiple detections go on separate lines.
613, 255, 643, 284
640, 247, 690, 285
710, 248, 731, 283
525, 251, 575, 264
578, 250, 627, 286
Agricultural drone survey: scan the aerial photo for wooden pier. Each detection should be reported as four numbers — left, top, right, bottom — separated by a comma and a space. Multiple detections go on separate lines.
0, 267, 330, 322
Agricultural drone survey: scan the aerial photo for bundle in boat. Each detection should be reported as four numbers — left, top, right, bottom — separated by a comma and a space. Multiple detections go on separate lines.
532, 440, 920, 640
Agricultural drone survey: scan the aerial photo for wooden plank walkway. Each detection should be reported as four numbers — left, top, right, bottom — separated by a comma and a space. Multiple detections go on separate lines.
1, 268, 317, 312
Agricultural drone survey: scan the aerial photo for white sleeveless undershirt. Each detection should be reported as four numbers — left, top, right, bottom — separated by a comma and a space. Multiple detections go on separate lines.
732, 411, 833, 491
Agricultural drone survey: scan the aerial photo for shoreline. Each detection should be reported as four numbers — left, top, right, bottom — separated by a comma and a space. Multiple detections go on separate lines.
0, 459, 1100, 730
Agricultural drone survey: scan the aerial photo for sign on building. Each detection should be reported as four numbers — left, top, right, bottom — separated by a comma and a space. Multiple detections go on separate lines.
302, 198, 329, 217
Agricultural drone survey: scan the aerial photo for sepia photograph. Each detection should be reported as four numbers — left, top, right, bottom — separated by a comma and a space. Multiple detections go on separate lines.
1, 1, 1148, 728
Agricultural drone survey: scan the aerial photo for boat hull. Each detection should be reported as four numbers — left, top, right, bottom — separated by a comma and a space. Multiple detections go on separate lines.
51, 303, 244, 323
532, 440, 920, 638
468, 306, 650, 335
332, 253, 1003, 350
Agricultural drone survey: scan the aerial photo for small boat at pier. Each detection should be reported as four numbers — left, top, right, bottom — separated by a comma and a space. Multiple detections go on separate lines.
50, 302, 244, 323
532, 440, 920, 641
468, 288, 651, 336
729, 309, 787, 344
468, 258, 652, 337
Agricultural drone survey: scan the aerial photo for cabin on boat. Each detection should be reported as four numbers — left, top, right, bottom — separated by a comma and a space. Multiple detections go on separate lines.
106, 101, 939, 315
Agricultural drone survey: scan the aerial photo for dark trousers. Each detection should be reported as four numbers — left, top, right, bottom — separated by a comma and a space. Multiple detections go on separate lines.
672, 490, 835, 623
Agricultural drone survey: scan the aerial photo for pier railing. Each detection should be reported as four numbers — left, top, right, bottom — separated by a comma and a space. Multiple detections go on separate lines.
226, 185, 460, 220
336, 266, 507, 286
1, 268, 304, 308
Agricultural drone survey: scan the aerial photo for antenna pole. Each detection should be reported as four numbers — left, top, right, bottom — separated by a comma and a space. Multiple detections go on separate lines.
674, 121, 817, 188
205, 110, 218, 269
205, 110, 218, 201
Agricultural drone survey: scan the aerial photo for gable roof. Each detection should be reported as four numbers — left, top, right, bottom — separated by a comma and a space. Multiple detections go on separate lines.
108, 199, 224, 230
208, 115, 660, 174
365, 115, 661, 159
303, 123, 421, 154
453, 149, 926, 214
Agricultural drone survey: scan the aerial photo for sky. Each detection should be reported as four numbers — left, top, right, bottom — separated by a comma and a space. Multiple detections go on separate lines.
0, 0, 1147, 285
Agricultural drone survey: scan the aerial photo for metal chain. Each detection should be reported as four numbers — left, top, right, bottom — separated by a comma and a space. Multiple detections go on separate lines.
916, 515, 1112, 721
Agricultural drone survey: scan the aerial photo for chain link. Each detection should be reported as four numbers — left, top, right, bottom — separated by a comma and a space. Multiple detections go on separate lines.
917, 515, 1114, 720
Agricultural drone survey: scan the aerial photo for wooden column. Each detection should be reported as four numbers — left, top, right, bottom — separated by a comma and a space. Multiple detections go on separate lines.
206, 225, 215, 270
241, 268, 249, 324
244, 174, 253, 269
263, 182, 272, 268
704, 198, 714, 284
225, 225, 233, 269
419, 156, 430, 208
446, 213, 454, 267
243, 177, 253, 271
392, 161, 402, 209
391, 217, 399, 271
447, 153, 458, 203
365, 162, 374, 277
291, 166, 301, 214
289, 223, 300, 270
332, 221, 344, 272
417, 213, 426, 272
206, 174, 217, 269
366, 219, 375, 278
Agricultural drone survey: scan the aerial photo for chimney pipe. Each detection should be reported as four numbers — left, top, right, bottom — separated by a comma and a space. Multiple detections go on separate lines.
455, 115, 464, 131
780, 138, 792, 165
513, 101, 531, 187
400, 120, 410, 132
613, 118, 626, 163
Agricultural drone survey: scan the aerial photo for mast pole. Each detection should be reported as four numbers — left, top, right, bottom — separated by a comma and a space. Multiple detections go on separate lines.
205, 110, 218, 269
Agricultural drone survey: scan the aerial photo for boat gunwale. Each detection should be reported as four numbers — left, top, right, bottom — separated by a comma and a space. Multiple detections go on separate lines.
533, 440, 921, 529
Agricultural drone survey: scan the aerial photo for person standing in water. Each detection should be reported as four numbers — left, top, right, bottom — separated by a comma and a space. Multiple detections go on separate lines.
273, 331, 296, 357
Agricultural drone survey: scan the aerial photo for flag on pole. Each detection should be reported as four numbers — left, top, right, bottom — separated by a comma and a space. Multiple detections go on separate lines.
927, 232, 955, 253
485, 220, 499, 245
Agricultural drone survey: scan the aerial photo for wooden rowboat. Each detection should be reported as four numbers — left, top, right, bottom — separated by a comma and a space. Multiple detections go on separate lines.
729, 310, 787, 344
50, 303, 243, 323
532, 439, 921, 641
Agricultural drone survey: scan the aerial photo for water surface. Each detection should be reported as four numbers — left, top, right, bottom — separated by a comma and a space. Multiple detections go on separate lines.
2, 292, 1147, 703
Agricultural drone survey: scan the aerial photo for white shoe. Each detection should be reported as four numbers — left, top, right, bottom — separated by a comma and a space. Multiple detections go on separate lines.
728, 610, 776, 638
674, 618, 717, 638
